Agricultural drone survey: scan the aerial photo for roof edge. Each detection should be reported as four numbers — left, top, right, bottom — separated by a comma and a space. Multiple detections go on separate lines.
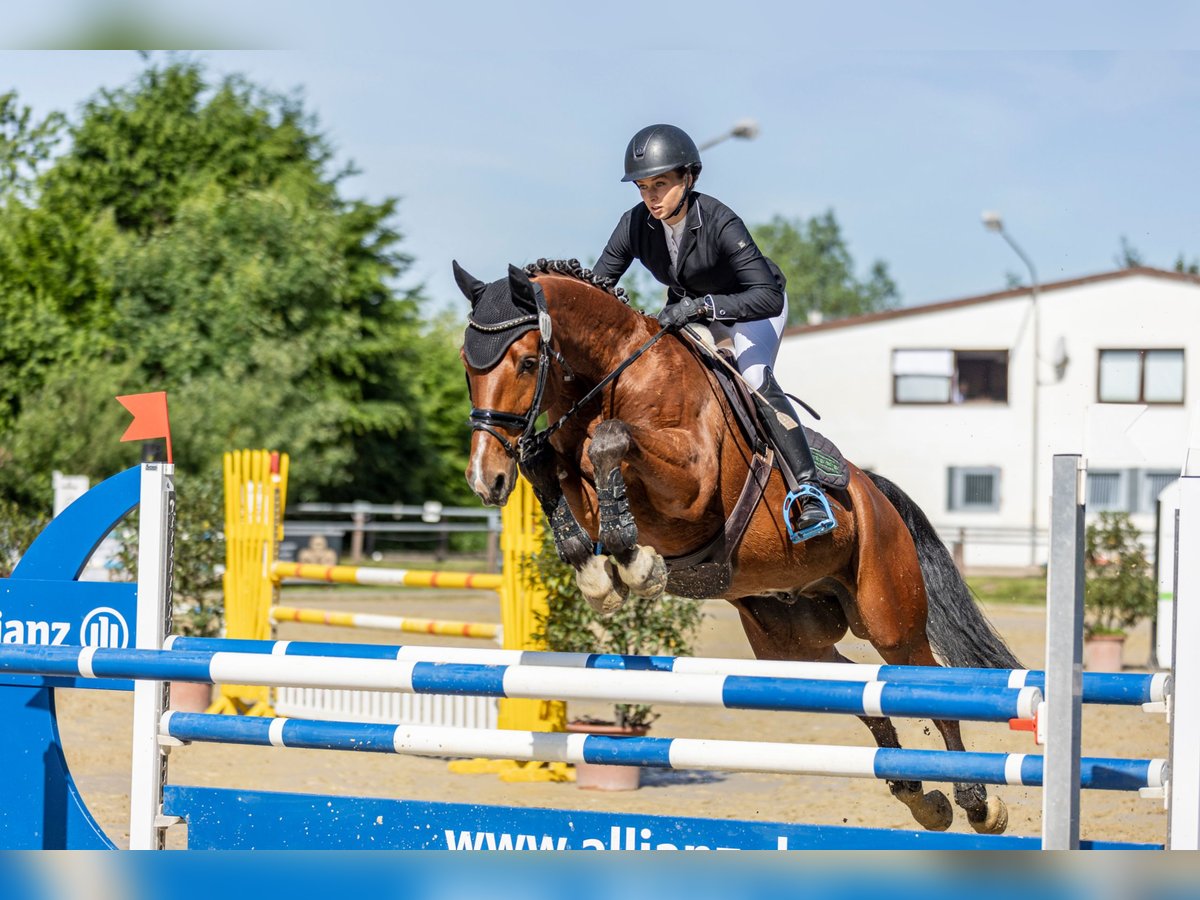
784, 266, 1200, 337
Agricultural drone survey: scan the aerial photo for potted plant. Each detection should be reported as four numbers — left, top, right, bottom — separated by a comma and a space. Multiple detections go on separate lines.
526, 539, 704, 790
1083, 511, 1156, 672
116, 471, 226, 710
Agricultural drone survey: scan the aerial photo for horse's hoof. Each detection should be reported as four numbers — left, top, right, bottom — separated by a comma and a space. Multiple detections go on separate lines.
896, 787, 953, 832
968, 795, 1008, 835
577, 556, 628, 614
616, 546, 667, 601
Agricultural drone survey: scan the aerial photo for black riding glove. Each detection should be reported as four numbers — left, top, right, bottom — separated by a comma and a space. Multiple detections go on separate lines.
656, 295, 712, 331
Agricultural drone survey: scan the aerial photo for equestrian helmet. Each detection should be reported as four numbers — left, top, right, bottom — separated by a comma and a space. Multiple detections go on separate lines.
621, 124, 702, 182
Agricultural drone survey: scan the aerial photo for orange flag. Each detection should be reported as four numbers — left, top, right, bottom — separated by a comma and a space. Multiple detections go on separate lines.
116, 391, 173, 464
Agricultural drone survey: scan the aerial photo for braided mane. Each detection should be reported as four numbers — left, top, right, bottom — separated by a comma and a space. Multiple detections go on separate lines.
523, 258, 630, 305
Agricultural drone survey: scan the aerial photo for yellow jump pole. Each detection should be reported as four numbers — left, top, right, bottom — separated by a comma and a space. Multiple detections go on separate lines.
271, 605, 500, 641
270, 562, 502, 591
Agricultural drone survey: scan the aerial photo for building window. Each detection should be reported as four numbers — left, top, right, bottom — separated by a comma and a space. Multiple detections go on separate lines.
893, 349, 1008, 405
1087, 469, 1179, 514
1098, 349, 1184, 404
1141, 470, 1179, 513
947, 466, 1001, 512
1086, 470, 1127, 512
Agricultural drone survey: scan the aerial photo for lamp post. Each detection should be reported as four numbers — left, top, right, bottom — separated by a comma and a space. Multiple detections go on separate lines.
982, 211, 1042, 569
698, 118, 760, 151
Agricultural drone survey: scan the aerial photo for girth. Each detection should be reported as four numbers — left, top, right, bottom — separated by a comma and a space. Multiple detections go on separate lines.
662, 449, 774, 600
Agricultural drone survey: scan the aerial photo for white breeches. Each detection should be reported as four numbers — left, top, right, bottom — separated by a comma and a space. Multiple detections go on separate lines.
707, 292, 789, 390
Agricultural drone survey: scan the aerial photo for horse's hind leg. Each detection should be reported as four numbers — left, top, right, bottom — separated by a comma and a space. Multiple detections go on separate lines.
821, 650, 955, 832
932, 717, 1009, 835
587, 419, 668, 605
876, 640, 1009, 835
732, 595, 954, 831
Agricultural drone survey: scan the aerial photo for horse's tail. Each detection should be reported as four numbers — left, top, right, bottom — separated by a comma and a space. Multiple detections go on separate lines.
866, 471, 1022, 670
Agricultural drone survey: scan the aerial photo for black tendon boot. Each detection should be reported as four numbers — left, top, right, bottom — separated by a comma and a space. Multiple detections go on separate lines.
753, 368, 836, 542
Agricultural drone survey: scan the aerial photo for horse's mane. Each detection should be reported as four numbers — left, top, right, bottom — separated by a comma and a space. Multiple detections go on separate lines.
523, 258, 631, 305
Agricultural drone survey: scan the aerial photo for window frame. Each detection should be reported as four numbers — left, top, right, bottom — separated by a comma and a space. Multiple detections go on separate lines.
892, 348, 1010, 407
1086, 469, 1129, 513
1096, 348, 1186, 406
946, 466, 1002, 513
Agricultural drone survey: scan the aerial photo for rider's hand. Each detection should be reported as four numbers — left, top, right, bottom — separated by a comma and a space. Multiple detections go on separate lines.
656, 295, 712, 331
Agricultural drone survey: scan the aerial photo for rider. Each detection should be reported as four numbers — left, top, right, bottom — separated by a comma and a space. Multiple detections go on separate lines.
592, 123, 834, 541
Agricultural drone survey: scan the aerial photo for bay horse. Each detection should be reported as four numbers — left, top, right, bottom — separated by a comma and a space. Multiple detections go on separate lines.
455, 258, 1021, 835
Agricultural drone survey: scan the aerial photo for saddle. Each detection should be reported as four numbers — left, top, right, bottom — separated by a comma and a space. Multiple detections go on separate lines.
662, 334, 849, 599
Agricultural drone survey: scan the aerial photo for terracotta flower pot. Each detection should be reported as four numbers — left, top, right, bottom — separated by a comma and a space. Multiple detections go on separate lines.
565, 720, 648, 791
169, 681, 213, 712
1084, 634, 1126, 673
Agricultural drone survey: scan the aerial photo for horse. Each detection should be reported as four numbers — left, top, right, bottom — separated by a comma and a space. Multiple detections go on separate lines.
455, 257, 1021, 835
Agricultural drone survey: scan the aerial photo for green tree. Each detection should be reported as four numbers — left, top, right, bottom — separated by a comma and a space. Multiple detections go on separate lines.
1174, 253, 1199, 276
752, 211, 899, 326
0, 92, 65, 202
0, 60, 465, 507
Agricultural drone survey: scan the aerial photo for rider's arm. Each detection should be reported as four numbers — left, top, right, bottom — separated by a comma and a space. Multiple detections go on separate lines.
592, 209, 635, 283
704, 216, 785, 323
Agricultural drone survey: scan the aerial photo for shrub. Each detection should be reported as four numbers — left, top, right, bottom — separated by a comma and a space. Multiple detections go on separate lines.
1083, 512, 1156, 638
527, 542, 703, 731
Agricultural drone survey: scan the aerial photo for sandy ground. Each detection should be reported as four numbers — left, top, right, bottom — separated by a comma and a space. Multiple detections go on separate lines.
57, 585, 1169, 849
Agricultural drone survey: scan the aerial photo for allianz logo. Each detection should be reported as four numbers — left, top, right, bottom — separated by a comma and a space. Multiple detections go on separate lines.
0, 606, 130, 648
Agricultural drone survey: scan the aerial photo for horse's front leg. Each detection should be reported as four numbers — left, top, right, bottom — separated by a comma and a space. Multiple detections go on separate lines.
520, 442, 629, 614
587, 419, 668, 607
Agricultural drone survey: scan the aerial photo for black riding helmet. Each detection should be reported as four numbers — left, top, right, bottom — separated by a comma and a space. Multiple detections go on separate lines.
621, 124, 702, 183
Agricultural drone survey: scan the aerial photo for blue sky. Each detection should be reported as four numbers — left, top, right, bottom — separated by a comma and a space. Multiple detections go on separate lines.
4, 3, 1199, 313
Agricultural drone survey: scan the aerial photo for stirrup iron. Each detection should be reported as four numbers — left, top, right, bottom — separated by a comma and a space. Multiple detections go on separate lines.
783, 484, 836, 544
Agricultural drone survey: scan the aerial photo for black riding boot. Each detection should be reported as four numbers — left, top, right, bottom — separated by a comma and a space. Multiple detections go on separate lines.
753, 368, 834, 538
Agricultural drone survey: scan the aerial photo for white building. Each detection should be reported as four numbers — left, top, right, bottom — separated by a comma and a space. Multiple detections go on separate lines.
774, 267, 1200, 570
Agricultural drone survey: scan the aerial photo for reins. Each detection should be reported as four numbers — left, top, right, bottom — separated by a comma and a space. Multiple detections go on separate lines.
467, 282, 670, 466
520, 326, 670, 462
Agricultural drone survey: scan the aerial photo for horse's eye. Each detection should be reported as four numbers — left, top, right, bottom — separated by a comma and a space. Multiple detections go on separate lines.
519, 356, 538, 373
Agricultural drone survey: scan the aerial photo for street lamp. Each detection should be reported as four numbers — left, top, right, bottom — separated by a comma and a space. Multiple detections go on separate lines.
982, 211, 1042, 569
698, 118, 760, 151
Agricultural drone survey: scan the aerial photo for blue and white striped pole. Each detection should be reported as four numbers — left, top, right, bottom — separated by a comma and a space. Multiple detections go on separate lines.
170, 636, 1170, 708
159, 711, 1168, 793
0, 644, 1039, 723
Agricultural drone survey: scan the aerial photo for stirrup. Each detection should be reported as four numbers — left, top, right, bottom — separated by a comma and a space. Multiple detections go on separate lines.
783, 484, 836, 544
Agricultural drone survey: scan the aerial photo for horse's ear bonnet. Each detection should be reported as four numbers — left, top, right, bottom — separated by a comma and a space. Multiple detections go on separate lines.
458, 261, 541, 370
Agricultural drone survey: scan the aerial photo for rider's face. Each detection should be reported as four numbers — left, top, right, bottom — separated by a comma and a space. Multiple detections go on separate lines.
635, 170, 689, 223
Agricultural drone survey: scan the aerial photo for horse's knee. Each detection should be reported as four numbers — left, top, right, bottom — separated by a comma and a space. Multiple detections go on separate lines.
588, 419, 631, 473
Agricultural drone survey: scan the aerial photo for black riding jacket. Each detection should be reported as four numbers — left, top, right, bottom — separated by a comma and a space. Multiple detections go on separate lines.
592, 191, 786, 322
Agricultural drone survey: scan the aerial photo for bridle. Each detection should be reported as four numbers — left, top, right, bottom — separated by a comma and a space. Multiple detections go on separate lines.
466, 281, 669, 466
466, 282, 568, 461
